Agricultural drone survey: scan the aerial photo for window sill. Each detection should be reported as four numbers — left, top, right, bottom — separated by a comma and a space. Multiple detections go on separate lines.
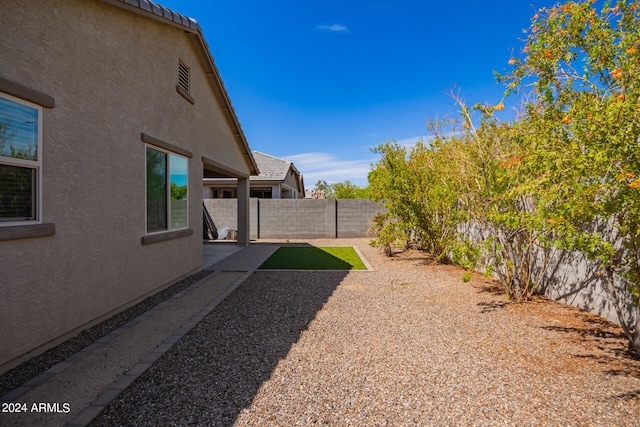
0, 223, 56, 242
141, 228, 193, 245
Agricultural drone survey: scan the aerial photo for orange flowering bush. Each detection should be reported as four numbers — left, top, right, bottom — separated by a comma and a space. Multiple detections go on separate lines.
497, 0, 640, 353
370, 1, 640, 352
611, 68, 623, 79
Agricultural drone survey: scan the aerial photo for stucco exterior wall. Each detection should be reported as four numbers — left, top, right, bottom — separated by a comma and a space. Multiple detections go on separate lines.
0, 0, 253, 371
283, 170, 302, 197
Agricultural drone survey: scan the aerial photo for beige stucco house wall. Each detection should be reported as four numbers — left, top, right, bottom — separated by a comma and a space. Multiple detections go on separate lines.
0, 0, 257, 372
281, 168, 304, 198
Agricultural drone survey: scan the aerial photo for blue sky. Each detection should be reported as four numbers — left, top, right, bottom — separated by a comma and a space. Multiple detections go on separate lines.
158, 0, 561, 188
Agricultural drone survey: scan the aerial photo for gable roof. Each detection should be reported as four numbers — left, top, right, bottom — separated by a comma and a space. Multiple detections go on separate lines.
252, 151, 298, 181
101, 0, 259, 176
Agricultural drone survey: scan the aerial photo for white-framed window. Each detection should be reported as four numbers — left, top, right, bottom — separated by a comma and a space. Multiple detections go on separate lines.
0, 92, 42, 225
146, 145, 188, 233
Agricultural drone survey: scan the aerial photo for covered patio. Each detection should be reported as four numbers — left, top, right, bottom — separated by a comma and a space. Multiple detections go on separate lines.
202, 156, 253, 246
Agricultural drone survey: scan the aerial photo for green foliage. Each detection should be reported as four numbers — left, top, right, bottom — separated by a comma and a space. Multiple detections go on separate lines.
450, 238, 482, 271
442, 101, 552, 301
484, 264, 493, 278
313, 179, 369, 199
333, 180, 369, 198
498, 0, 640, 345
367, 0, 640, 352
368, 140, 461, 260
171, 182, 187, 200
450, 238, 485, 283
368, 211, 406, 256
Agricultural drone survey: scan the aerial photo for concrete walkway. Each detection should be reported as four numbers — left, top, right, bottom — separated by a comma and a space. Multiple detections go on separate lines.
0, 243, 279, 427
202, 241, 244, 270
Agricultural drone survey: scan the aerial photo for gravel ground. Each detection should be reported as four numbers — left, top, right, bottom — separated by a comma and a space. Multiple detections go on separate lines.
91, 238, 640, 426
0, 270, 214, 398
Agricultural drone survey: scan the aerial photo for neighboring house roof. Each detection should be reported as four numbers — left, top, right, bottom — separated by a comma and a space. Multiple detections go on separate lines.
102, 0, 259, 176
252, 151, 299, 182
204, 151, 305, 195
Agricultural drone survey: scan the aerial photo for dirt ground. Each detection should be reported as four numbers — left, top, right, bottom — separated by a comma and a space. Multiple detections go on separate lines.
386, 246, 640, 382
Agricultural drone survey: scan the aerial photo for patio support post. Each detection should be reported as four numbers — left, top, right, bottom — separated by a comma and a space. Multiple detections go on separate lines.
237, 176, 250, 246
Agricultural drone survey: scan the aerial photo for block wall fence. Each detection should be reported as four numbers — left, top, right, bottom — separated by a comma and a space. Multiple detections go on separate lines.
458, 221, 636, 328
204, 198, 386, 240
204, 198, 635, 328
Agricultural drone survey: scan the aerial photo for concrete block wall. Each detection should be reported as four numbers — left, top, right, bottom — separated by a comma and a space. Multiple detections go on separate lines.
459, 221, 636, 328
257, 199, 336, 239
205, 197, 635, 328
204, 198, 237, 231
337, 199, 384, 238
204, 198, 385, 240
538, 245, 636, 328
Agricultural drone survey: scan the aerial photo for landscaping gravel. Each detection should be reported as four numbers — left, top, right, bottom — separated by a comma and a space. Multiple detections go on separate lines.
0, 270, 214, 398
91, 238, 640, 426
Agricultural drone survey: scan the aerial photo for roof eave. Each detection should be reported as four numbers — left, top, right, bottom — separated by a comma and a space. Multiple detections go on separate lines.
187, 32, 260, 176
101, 0, 200, 32
100, 0, 260, 176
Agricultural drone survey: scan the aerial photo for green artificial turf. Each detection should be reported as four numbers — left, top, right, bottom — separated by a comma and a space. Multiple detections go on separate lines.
259, 246, 368, 270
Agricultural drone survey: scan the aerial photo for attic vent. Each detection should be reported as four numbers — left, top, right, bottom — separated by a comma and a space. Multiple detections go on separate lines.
176, 61, 194, 104
178, 61, 190, 93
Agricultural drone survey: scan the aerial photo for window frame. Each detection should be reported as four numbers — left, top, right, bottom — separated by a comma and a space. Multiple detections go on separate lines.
143, 134, 192, 241
145, 145, 189, 234
0, 92, 43, 226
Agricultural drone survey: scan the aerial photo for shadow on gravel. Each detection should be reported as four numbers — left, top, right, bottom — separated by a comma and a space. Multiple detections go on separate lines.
477, 301, 507, 313
542, 325, 627, 340
615, 389, 640, 400
539, 317, 640, 380
91, 265, 348, 426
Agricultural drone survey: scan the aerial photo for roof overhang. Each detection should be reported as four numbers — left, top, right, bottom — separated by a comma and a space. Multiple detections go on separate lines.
100, 0, 260, 176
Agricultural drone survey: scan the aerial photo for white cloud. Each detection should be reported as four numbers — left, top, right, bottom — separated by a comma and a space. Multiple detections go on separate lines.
316, 23, 349, 33
284, 152, 373, 188
394, 135, 426, 148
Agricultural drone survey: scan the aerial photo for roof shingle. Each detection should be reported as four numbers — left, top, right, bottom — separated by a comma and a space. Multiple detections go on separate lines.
252, 152, 292, 181
106, 0, 200, 32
